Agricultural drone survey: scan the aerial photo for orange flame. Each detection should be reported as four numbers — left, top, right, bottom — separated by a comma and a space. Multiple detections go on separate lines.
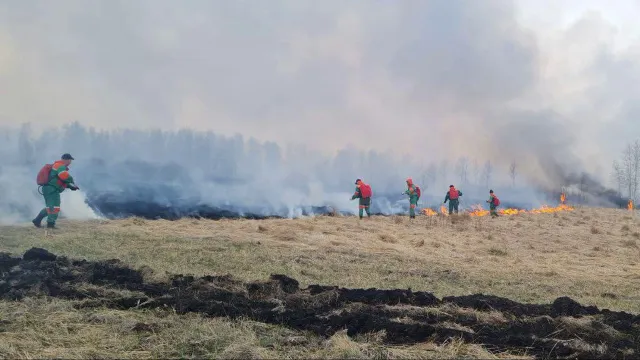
560, 193, 566, 204
422, 208, 437, 216
468, 204, 489, 217
421, 203, 574, 217
629, 200, 633, 211
419, 206, 449, 215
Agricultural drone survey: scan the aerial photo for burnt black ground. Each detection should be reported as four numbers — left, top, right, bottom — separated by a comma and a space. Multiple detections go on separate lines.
1, 248, 638, 359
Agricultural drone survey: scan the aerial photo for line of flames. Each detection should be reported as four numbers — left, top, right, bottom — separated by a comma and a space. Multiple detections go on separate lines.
421, 194, 637, 217
421, 193, 575, 217
421, 204, 574, 217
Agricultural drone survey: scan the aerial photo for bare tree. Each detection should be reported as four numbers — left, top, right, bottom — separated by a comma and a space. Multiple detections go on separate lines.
471, 159, 481, 186
418, 160, 427, 191
18, 123, 34, 166
613, 139, 640, 203
509, 160, 517, 187
426, 162, 437, 187
621, 143, 640, 201
611, 160, 624, 197
579, 173, 588, 204
482, 160, 493, 188
629, 140, 640, 202
455, 157, 469, 185
438, 160, 448, 185
623, 140, 640, 201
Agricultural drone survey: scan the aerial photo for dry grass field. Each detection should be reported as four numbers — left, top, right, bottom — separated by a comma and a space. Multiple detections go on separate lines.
1, 207, 639, 358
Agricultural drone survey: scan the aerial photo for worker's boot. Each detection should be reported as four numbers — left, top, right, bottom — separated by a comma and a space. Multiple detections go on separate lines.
46, 222, 56, 229
32, 210, 47, 228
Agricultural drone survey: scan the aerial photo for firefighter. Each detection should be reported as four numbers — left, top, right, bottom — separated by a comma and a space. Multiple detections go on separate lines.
403, 178, 419, 219
32, 153, 79, 229
487, 189, 499, 218
351, 179, 372, 219
444, 184, 462, 214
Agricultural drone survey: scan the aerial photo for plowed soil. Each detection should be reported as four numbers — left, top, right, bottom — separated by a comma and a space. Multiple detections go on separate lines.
2, 248, 638, 359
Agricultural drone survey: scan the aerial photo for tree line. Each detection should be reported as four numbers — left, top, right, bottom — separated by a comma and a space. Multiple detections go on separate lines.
5, 122, 521, 195
417, 158, 518, 192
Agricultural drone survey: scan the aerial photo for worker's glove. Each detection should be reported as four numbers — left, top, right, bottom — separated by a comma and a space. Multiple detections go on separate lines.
69, 185, 79, 191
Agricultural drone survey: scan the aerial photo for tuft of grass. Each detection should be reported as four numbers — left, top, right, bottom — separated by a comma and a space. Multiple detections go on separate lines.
257, 225, 268, 232
275, 231, 298, 242
297, 223, 315, 231
378, 233, 398, 243
621, 239, 638, 248
0, 298, 276, 359
632, 232, 640, 239
621, 224, 630, 232
326, 207, 340, 217
393, 216, 403, 224
131, 217, 146, 226
488, 248, 508, 256
451, 213, 471, 224
590, 226, 601, 234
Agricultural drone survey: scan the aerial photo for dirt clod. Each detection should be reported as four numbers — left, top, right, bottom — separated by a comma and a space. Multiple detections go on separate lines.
23, 247, 57, 262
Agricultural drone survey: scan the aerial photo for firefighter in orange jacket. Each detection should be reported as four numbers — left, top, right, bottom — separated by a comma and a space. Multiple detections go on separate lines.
351, 179, 372, 219
32, 153, 79, 228
404, 178, 419, 219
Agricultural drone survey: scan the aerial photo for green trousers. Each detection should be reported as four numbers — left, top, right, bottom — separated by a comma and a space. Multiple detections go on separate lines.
359, 197, 371, 219
448, 199, 459, 214
35, 187, 61, 225
409, 196, 418, 218
490, 204, 498, 217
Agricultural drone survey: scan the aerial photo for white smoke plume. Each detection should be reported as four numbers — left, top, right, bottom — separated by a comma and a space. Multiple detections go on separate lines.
0, 123, 539, 224
1, 1, 639, 223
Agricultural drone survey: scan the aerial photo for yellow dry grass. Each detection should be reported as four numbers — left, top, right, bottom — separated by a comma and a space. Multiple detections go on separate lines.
2, 207, 638, 311
0, 206, 639, 358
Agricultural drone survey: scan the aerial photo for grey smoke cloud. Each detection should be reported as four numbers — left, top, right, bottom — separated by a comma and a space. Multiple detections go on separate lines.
1, 0, 639, 219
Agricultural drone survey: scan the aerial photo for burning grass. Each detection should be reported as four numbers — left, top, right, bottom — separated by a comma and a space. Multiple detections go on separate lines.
422, 203, 575, 217
1, 206, 639, 358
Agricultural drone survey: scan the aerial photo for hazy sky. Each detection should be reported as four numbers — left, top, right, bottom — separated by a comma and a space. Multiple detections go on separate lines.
1, 0, 639, 184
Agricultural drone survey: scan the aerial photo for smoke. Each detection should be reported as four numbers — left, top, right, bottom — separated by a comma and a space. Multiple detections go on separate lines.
60, 191, 101, 221
1, 123, 552, 223
1, 1, 640, 221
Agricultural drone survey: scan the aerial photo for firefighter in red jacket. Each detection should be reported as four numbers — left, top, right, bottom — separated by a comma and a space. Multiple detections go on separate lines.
351, 179, 372, 219
444, 185, 462, 214
487, 189, 499, 218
